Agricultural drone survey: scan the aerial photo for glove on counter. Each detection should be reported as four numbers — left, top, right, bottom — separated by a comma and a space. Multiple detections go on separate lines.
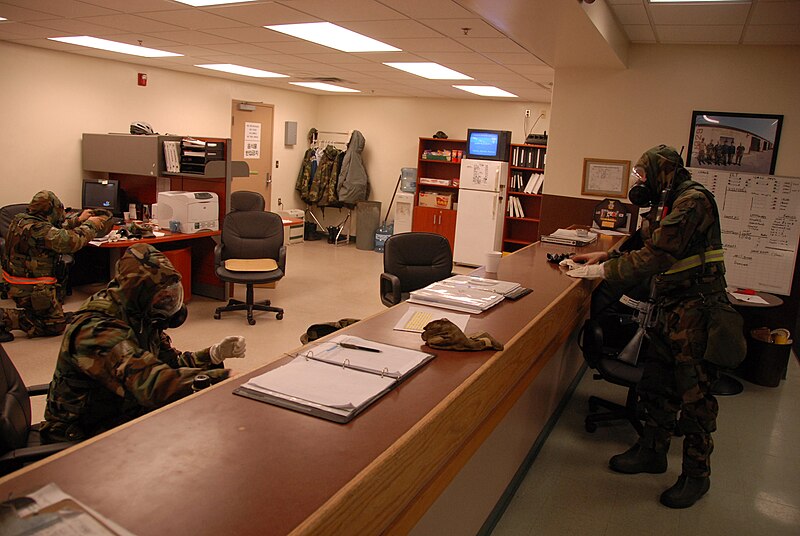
210, 335, 246, 364
566, 263, 605, 280
421, 319, 504, 351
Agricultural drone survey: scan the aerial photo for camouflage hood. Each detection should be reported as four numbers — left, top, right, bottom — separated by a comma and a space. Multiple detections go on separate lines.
27, 190, 66, 226
635, 145, 691, 200
82, 243, 181, 323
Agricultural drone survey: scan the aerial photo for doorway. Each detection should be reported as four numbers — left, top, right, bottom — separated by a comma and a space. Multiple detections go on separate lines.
231, 101, 274, 209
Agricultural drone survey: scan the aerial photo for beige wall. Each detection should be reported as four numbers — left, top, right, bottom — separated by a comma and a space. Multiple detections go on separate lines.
546, 44, 800, 199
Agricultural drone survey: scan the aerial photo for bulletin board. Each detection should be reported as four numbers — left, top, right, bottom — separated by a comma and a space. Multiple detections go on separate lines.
689, 168, 800, 296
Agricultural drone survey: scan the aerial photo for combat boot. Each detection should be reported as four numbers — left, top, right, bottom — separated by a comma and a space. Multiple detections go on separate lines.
0, 327, 13, 343
609, 444, 667, 474
659, 474, 710, 508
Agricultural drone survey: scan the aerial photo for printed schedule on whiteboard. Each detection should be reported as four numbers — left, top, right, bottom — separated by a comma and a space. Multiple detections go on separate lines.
690, 168, 800, 296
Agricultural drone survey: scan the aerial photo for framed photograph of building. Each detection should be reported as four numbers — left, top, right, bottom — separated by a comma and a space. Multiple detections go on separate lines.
687, 111, 783, 174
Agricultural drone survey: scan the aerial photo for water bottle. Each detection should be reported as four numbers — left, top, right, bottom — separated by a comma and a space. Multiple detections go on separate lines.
400, 167, 417, 193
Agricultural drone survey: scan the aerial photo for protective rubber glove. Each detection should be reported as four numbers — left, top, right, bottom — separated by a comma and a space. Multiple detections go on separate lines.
210, 335, 246, 364
566, 263, 606, 279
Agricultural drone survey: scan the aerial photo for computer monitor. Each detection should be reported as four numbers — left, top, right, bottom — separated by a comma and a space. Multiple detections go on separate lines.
82, 179, 120, 215
465, 129, 512, 162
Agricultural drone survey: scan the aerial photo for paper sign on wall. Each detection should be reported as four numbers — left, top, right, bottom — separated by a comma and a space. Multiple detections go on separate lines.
244, 121, 261, 159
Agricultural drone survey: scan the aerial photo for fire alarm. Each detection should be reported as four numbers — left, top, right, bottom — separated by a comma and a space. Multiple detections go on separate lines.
138, 73, 147, 86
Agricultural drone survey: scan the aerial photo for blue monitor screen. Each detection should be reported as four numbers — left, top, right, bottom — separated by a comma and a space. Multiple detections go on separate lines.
468, 132, 500, 157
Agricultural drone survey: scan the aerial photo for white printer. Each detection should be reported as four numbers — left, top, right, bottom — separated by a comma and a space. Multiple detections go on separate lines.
156, 191, 219, 234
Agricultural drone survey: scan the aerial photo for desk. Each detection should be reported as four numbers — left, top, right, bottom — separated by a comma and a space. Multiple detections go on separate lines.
0, 236, 618, 535
89, 229, 222, 300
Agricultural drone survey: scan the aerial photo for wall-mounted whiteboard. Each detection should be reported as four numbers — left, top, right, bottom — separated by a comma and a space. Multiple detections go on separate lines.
689, 168, 800, 296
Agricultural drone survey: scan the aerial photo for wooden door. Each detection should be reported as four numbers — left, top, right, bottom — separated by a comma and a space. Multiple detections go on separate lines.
231, 101, 274, 209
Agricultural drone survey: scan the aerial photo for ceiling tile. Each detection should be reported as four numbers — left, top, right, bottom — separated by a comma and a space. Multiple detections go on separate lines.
649, 4, 750, 26
384, 37, 471, 53
344, 19, 441, 38
743, 23, 800, 44
611, 4, 649, 25
78, 0, 181, 13
376, 0, 474, 19
0, 0, 114, 18
455, 37, 528, 54
0, 21, 60, 38
277, 0, 405, 21
656, 24, 743, 44
25, 18, 121, 36
0, 2, 62, 21
77, 14, 179, 33
415, 51, 494, 64
480, 52, 547, 66
196, 42, 279, 55
258, 40, 339, 54
145, 30, 238, 46
419, 18, 502, 39
623, 24, 657, 43
137, 9, 247, 30
201, 26, 286, 43
204, 3, 317, 26
750, 1, 800, 25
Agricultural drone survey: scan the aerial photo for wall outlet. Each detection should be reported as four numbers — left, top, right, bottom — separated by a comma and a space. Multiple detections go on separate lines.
278, 198, 282, 207
525, 109, 531, 118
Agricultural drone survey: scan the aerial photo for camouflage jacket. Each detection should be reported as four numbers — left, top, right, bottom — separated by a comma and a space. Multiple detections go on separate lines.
42, 243, 225, 442
604, 181, 727, 296
309, 145, 343, 207
4, 208, 101, 278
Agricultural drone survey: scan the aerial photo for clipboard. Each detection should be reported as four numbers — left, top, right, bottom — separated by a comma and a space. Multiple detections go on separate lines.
234, 335, 435, 423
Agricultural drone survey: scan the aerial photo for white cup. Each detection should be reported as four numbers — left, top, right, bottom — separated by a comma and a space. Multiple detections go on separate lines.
486, 251, 502, 273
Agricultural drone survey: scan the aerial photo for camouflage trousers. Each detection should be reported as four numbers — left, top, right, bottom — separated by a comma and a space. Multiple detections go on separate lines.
636, 295, 719, 477
0, 282, 67, 337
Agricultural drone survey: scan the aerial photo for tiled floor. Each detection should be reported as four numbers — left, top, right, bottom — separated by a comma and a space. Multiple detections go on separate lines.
4, 239, 798, 535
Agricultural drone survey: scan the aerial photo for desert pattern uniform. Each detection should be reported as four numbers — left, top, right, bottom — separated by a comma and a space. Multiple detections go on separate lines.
41, 243, 228, 442
1, 191, 105, 337
603, 147, 730, 478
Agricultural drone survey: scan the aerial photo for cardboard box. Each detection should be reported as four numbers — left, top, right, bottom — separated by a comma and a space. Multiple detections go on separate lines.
419, 191, 453, 209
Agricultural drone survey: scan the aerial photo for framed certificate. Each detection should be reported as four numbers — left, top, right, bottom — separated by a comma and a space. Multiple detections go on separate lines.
581, 158, 630, 198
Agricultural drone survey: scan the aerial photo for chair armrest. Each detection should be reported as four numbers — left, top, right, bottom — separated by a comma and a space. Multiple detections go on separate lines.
278, 245, 286, 273
0, 441, 78, 471
214, 243, 223, 267
27, 384, 50, 397
380, 272, 402, 306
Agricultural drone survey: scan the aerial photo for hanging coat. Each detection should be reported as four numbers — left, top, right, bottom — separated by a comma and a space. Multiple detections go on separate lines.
295, 147, 317, 204
336, 130, 369, 205
308, 145, 342, 207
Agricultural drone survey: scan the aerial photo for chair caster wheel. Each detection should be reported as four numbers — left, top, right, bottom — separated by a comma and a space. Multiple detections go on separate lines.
585, 421, 597, 433
248, 317, 256, 326
213, 312, 221, 320
276, 312, 284, 320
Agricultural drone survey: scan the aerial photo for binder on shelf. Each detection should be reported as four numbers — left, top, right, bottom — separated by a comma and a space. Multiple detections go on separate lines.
234, 335, 435, 423
163, 141, 180, 173
540, 228, 598, 246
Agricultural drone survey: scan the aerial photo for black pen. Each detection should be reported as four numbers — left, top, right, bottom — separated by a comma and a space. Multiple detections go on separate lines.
339, 342, 382, 353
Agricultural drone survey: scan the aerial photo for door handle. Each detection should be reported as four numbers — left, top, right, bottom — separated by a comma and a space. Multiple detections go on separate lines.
265, 172, 272, 185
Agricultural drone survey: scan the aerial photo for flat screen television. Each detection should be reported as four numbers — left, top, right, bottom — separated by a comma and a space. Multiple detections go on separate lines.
82, 179, 120, 215
465, 129, 512, 162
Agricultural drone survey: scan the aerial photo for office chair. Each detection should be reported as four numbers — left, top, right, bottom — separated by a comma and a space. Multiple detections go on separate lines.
380, 232, 454, 307
214, 191, 285, 325
0, 344, 76, 475
579, 312, 645, 434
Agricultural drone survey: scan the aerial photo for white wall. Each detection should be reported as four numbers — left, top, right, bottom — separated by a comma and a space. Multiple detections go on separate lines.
546, 44, 800, 198
0, 41, 319, 210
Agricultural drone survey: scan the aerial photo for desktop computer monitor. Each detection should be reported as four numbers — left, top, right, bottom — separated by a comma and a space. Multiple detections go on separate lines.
82, 179, 120, 215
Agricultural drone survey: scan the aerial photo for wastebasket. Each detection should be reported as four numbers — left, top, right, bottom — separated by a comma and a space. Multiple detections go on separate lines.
355, 201, 381, 250
742, 336, 791, 387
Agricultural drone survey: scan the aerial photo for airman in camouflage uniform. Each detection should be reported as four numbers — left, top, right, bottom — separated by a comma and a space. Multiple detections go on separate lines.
0, 190, 111, 342
571, 145, 745, 509
41, 243, 245, 442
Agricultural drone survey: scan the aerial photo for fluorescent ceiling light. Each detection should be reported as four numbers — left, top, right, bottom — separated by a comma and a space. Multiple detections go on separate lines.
48, 36, 181, 58
265, 22, 400, 53
702, 115, 720, 123
289, 82, 360, 93
453, 85, 518, 98
0, 17, 7, 21
384, 62, 472, 80
196, 64, 288, 78
174, 0, 258, 6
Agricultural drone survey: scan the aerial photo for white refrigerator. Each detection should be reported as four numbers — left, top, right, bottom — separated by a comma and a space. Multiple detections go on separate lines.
453, 158, 508, 266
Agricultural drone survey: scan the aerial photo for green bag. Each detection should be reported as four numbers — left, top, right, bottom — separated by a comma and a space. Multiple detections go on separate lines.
704, 303, 746, 369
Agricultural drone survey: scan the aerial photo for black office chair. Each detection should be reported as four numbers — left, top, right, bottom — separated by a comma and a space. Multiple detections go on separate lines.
0, 344, 76, 475
379, 232, 454, 307
579, 312, 645, 434
214, 191, 285, 325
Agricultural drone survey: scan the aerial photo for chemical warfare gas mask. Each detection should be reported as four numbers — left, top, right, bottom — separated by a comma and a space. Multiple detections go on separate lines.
628, 165, 654, 207
150, 281, 187, 330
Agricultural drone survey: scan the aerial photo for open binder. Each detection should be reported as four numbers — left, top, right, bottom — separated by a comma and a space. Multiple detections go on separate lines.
234, 335, 435, 423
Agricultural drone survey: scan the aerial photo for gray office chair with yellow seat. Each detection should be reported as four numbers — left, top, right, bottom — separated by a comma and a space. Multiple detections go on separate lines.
213, 191, 285, 325
380, 232, 453, 307
0, 344, 76, 475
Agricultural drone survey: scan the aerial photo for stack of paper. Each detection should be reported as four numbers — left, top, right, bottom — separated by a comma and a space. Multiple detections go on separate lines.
408, 281, 505, 314
540, 228, 598, 246
443, 275, 521, 296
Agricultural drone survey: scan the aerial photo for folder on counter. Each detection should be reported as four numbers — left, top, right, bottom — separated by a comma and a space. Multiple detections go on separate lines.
540, 228, 598, 246
234, 335, 434, 423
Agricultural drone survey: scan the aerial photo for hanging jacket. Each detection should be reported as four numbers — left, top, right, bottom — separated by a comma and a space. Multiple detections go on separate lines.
310, 145, 342, 207
337, 130, 369, 205
295, 147, 317, 204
